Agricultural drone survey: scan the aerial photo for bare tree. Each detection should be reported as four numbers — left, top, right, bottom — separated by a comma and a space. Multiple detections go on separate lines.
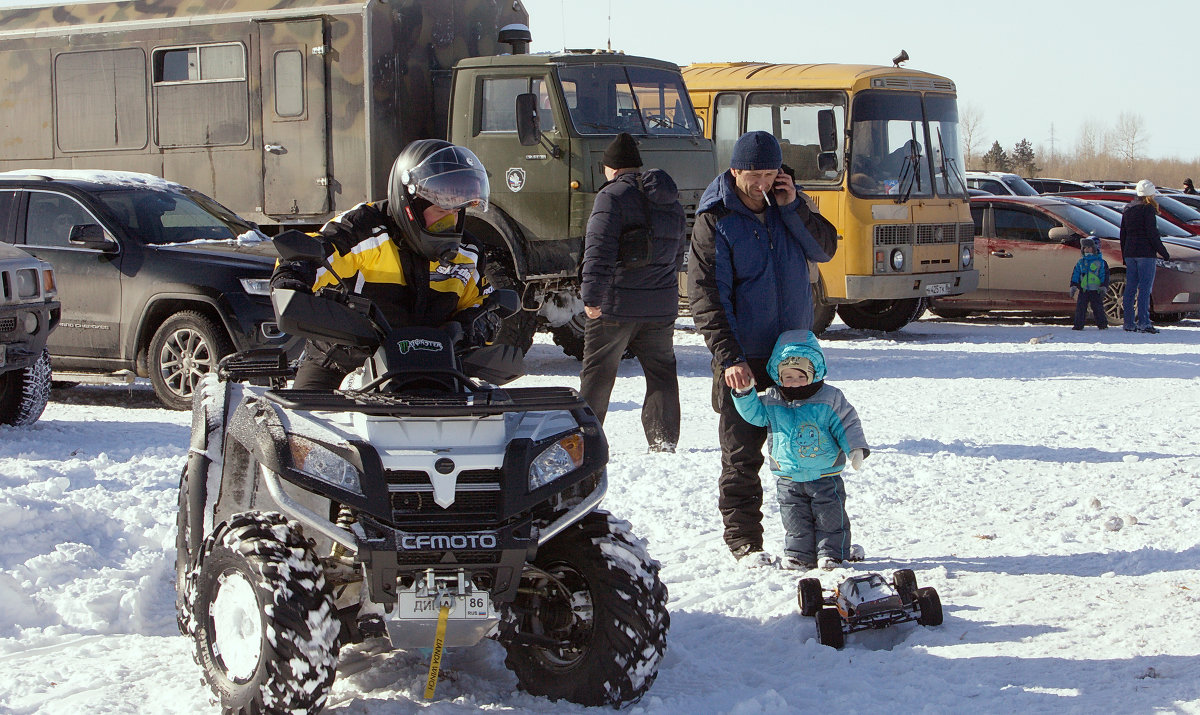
1112, 111, 1147, 175
960, 102, 985, 167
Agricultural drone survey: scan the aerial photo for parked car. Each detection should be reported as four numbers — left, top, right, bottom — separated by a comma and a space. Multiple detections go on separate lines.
1024, 178, 1098, 194
0, 170, 301, 409
1056, 190, 1200, 236
0, 243, 59, 425
1166, 192, 1200, 213
964, 171, 1039, 196
927, 195, 1200, 323
1086, 180, 1135, 190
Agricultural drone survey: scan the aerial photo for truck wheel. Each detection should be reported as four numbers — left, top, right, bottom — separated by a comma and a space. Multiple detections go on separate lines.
184, 512, 340, 714
837, 297, 925, 332
502, 510, 669, 707
1103, 273, 1125, 325
0, 349, 52, 426
549, 315, 587, 360
485, 255, 538, 354
892, 569, 918, 605
915, 586, 943, 626
811, 281, 836, 335
797, 577, 824, 617
927, 306, 973, 320
815, 607, 844, 649
149, 311, 232, 411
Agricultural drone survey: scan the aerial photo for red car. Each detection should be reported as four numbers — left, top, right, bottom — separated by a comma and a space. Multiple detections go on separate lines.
1056, 190, 1200, 236
927, 195, 1200, 323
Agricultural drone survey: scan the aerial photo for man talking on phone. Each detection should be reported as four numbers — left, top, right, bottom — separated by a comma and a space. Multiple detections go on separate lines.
687, 130, 837, 568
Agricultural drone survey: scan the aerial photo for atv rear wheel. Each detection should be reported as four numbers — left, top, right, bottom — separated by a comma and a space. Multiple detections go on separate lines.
185, 512, 340, 714
502, 510, 669, 707
892, 569, 918, 605
915, 586, 943, 626
815, 607, 844, 649
797, 577, 823, 617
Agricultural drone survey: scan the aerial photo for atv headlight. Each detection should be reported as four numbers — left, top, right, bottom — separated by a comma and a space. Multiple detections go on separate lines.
288, 436, 362, 495
529, 433, 584, 490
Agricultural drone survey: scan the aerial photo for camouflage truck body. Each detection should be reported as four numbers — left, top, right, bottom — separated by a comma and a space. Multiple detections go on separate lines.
0, 0, 716, 352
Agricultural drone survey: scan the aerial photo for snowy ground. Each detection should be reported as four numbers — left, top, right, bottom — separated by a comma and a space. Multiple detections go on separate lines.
2, 314, 1199, 714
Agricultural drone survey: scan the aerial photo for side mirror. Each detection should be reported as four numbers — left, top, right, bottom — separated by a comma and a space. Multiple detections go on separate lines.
68, 223, 116, 252
1048, 226, 1077, 244
273, 229, 325, 262
817, 109, 838, 153
516, 93, 541, 147
817, 151, 838, 173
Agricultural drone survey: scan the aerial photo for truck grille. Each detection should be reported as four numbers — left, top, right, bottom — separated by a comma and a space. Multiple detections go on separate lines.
875, 222, 973, 246
0, 317, 15, 334
395, 549, 501, 566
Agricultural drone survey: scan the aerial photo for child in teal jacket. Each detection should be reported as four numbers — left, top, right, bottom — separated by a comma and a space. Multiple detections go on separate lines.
732, 330, 869, 570
1070, 236, 1109, 330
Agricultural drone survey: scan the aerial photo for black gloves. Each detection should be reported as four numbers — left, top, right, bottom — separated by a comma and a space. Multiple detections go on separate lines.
270, 260, 317, 293
457, 305, 503, 346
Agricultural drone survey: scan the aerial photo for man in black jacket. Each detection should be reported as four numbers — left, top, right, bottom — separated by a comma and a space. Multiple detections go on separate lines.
579, 132, 687, 451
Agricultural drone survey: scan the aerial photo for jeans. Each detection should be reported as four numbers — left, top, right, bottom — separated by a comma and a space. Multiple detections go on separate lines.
579, 318, 680, 449
776, 475, 852, 563
1123, 257, 1157, 330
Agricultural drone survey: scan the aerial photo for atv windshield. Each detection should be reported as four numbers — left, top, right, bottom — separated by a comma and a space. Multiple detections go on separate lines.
94, 187, 258, 245
558, 64, 701, 137
849, 90, 968, 201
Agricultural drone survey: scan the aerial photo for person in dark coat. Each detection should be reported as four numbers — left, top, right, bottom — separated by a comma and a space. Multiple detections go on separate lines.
1119, 180, 1172, 333
579, 132, 688, 451
1183, 178, 1196, 195
686, 130, 838, 567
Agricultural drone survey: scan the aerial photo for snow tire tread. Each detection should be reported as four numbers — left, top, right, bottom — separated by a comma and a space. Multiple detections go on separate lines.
0, 349, 52, 427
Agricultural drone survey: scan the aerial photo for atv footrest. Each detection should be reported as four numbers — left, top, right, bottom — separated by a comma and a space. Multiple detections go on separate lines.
218, 348, 293, 382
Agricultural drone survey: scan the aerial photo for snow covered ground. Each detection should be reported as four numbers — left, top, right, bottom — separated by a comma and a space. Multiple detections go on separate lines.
2, 314, 1199, 714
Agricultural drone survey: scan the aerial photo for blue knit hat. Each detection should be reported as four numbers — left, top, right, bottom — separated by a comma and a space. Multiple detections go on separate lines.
730, 131, 782, 171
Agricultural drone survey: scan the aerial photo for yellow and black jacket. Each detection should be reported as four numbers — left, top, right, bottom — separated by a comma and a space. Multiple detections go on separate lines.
276, 200, 492, 371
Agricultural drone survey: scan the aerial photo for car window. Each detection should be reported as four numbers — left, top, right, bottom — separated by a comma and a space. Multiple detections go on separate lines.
978, 179, 1005, 195
95, 189, 239, 244
993, 206, 1057, 243
970, 205, 986, 235
25, 192, 98, 248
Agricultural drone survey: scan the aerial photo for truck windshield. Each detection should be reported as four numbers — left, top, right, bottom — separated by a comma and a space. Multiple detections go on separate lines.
95, 187, 256, 245
559, 64, 700, 137
849, 90, 967, 200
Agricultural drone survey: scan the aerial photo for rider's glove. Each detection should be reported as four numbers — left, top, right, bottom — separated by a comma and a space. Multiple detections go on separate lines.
458, 306, 503, 346
271, 260, 317, 293
849, 448, 866, 471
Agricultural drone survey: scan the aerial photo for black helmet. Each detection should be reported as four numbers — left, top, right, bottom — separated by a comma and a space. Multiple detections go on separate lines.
386, 139, 490, 264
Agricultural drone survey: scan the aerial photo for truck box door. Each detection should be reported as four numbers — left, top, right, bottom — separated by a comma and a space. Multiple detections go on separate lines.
258, 19, 329, 217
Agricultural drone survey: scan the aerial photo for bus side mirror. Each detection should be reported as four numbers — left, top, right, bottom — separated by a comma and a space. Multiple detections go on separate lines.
817, 109, 838, 153
516, 93, 540, 147
817, 152, 838, 173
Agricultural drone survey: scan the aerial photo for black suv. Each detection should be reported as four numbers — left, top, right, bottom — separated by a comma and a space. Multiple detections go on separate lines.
0, 171, 300, 409
0, 242, 59, 425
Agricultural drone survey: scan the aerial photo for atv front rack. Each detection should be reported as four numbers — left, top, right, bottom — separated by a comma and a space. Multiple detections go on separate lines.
265, 386, 588, 417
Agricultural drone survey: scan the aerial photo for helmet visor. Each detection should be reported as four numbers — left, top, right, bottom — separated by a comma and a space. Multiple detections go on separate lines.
407, 146, 490, 212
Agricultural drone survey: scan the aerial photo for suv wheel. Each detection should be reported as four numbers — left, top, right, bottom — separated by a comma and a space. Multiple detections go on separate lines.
149, 311, 233, 410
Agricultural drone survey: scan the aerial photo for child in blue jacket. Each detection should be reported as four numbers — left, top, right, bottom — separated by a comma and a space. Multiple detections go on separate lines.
732, 330, 869, 570
1070, 236, 1109, 330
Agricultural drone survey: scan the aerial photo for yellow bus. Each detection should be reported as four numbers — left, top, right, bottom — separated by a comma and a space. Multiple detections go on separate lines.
683, 62, 978, 331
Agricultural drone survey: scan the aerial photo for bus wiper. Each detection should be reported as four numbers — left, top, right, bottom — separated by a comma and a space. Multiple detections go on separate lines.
937, 127, 968, 196
896, 123, 923, 203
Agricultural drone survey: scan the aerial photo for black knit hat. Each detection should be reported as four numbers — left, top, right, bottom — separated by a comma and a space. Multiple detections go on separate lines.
730, 130, 782, 171
602, 132, 642, 169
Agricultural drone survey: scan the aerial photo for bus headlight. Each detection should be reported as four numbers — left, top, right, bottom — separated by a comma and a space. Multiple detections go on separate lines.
961, 245, 973, 268
529, 433, 585, 490
890, 249, 905, 272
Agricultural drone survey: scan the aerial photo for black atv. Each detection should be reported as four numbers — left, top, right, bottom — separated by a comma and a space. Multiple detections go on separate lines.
174, 231, 669, 712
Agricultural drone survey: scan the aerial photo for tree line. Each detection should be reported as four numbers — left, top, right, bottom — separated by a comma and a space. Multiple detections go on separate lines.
959, 105, 1200, 190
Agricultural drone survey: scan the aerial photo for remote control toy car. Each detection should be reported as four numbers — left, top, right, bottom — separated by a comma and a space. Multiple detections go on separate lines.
798, 570, 942, 649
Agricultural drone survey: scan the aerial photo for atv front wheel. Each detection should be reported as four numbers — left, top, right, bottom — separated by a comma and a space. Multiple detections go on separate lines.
502, 510, 669, 707
815, 608, 844, 649
915, 586, 943, 626
185, 512, 340, 714
797, 577, 823, 617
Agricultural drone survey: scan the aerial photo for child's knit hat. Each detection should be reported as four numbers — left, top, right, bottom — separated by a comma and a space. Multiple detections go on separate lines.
778, 356, 815, 382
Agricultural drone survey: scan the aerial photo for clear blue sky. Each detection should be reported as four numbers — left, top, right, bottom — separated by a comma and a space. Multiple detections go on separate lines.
2, 0, 1194, 161
523, 0, 1200, 162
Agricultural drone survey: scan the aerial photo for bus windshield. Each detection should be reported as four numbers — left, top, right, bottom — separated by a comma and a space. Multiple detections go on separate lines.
849, 90, 967, 200
559, 64, 701, 137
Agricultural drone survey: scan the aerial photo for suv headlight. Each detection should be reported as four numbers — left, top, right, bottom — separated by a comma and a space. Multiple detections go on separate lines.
288, 436, 362, 495
529, 433, 585, 490
240, 277, 271, 295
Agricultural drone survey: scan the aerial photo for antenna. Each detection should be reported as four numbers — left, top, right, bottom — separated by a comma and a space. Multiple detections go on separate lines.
607, 0, 612, 52
559, 0, 566, 51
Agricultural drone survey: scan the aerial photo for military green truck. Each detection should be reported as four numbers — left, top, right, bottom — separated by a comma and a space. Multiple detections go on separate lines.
0, 0, 715, 356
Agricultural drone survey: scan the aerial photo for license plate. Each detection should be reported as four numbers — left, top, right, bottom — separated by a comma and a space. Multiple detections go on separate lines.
396, 591, 496, 620
924, 282, 952, 296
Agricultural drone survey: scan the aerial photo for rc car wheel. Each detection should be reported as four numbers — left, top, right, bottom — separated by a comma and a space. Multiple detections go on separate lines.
915, 586, 943, 626
892, 569, 918, 605
149, 311, 233, 410
815, 607, 844, 649
797, 578, 824, 617
501, 510, 669, 707
184, 512, 340, 714
0, 349, 52, 426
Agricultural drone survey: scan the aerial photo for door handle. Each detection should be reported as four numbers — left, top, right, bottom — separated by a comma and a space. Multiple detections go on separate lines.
991, 251, 1013, 258
264, 144, 285, 154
